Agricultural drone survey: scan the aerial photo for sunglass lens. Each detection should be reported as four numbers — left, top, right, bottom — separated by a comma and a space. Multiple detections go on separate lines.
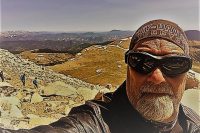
162, 57, 191, 76
128, 53, 156, 74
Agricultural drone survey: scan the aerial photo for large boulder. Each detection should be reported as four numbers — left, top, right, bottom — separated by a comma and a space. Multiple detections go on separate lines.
31, 93, 43, 103
77, 87, 98, 100
0, 97, 22, 118
40, 81, 76, 96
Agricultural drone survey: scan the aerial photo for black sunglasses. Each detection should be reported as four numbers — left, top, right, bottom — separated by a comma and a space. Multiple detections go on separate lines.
125, 51, 192, 77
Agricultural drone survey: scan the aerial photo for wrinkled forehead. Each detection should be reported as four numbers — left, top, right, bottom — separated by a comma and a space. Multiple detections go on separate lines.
133, 39, 184, 55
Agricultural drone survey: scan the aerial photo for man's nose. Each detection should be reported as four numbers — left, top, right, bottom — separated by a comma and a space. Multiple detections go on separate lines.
146, 68, 166, 84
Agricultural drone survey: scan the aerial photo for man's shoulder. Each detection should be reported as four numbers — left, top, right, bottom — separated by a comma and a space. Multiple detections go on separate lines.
32, 98, 112, 133
180, 105, 200, 132
64, 93, 113, 133
181, 105, 200, 124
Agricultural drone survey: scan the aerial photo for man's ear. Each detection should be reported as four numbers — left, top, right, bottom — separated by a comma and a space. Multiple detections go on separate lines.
185, 70, 200, 90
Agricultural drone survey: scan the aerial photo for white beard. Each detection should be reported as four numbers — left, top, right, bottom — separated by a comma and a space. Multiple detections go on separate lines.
136, 94, 174, 122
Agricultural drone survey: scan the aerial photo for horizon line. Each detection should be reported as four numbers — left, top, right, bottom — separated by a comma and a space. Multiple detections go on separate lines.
1, 29, 199, 33
0, 29, 134, 33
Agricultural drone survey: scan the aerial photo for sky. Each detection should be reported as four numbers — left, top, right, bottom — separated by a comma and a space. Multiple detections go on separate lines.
1, 0, 199, 32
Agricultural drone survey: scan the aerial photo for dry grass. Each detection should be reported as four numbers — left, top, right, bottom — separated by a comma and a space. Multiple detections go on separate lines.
50, 42, 130, 88
20, 51, 73, 65
52, 47, 127, 87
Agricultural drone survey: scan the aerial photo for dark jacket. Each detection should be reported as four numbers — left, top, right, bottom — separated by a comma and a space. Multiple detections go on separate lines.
1, 81, 200, 133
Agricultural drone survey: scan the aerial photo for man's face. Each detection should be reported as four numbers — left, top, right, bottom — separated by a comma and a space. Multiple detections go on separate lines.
126, 39, 187, 123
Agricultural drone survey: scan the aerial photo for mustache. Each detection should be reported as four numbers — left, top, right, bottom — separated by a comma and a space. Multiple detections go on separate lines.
140, 82, 174, 96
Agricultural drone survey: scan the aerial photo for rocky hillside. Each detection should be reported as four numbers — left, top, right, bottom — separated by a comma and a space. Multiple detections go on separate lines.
0, 49, 108, 129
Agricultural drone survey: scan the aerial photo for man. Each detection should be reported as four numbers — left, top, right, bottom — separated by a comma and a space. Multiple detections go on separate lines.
0, 70, 4, 82
33, 77, 38, 89
20, 73, 26, 87
1, 19, 199, 133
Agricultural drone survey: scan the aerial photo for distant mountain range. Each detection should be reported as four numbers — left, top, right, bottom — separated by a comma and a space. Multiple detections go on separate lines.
0, 30, 199, 54
185, 30, 200, 41
1, 30, 199, 41
0, 30, 133, 54
0, 30, 134, 42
